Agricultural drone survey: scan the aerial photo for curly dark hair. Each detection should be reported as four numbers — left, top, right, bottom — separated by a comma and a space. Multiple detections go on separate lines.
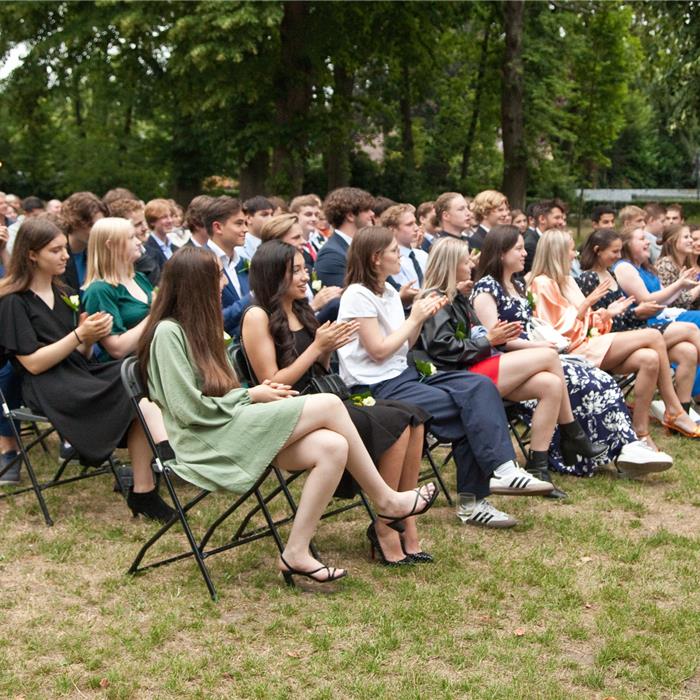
248, 240, 320, 371
323, 187, 375, 229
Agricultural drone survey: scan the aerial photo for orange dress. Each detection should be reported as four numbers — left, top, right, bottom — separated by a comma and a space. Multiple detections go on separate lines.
529, 275, 614, 367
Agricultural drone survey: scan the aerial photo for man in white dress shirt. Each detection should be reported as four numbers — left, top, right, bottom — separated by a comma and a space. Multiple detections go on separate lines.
237, 195, 274, 261
380, 204, 428, 306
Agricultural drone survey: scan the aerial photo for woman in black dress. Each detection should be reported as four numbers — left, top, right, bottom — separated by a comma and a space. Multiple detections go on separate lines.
0, 217, 173, 521
241, 240, 432, 566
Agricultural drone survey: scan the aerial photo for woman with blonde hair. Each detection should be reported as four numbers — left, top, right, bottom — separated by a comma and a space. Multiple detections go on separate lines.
529, 229, 700, 442
416, 236, 604, 493
469, 190, 510, 251
82, 217, 154, 362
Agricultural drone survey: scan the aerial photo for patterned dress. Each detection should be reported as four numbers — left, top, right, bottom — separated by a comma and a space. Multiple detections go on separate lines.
472, 275, 636, 476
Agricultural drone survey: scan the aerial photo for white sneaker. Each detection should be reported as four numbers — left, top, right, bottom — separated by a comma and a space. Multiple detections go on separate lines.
489, 461, 554, 496
616, 440, 673, 476
464, 499, 518, 529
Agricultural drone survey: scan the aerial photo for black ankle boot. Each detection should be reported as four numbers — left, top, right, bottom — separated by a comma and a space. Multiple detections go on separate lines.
525, 450, 567, 499
126, 487, 176, 523
559, 420, 607, 466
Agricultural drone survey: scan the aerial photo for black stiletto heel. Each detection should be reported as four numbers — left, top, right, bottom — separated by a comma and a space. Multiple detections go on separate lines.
399, 535, 434, 564
375, 484, 439, 532
366, 524, 413, 567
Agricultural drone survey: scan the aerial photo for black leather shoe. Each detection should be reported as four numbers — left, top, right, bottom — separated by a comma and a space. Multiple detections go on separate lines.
126, 487, 176, 523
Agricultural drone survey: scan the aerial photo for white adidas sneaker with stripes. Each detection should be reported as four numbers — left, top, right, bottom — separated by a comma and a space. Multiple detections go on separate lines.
465, 499, 518, 528
489, 461, 554, 496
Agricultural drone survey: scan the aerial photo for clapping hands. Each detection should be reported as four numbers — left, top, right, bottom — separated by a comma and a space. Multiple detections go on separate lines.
313, 320, 360, 353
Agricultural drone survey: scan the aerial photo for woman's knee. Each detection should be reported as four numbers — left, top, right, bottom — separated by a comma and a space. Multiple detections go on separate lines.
634, 348, 659, 372
535, 371, 564, 399
674, 342, 697, 365
310, 429, 348, 466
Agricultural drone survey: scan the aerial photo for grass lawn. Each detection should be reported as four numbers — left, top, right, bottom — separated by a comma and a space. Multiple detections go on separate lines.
1, 426, 699, 700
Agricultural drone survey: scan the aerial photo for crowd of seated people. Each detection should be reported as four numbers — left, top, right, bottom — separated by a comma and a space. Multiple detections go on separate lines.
1, 186, 698, 585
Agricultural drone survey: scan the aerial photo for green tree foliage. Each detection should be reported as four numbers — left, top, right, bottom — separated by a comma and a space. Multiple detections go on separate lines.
0, 1, 698, 203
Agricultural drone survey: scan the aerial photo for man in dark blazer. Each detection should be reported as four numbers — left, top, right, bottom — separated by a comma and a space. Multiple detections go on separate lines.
523, 198, 567, 274
144, 198, 179, 278
202, 196, 251, 339
315, 187, 375, 288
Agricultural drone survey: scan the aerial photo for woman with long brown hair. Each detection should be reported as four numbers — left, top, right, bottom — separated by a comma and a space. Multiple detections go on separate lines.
241, 240, 431, 565
137, 246, 438, 585
0, 217, 174, 520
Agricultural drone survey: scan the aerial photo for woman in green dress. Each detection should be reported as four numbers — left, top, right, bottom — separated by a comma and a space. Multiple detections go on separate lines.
83, 217, 154, 362
137, 247, 438, 585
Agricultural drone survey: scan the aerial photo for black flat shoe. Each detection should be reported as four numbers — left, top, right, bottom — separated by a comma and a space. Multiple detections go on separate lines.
126, 487, 176, 523
367, 523, 413, 567
526, 451, 568, 500
375, 483, 439, 532
279, 554, 347, 586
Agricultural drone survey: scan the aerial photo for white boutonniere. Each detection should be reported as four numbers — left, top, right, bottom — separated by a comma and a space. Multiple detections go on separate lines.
223, 331, 233, 347
61, 294, 80, 311
415, 360, 437, 382
311, 270, 323, 292
350, 390, 375, 407
587, 327, 600, 338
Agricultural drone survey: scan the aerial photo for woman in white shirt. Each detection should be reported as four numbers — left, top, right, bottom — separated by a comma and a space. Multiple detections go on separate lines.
337, 226, 555, 529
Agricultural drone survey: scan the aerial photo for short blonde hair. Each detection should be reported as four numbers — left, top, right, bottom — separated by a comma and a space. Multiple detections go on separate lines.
423, 236, 471, 301
260, 213, 299, 243
144, 198, 172, 227
84, 217, 135, 287
471, 190, 508, 222
528, 229, 573, 288
619, 205, 646, 231
379, 203, 415, 229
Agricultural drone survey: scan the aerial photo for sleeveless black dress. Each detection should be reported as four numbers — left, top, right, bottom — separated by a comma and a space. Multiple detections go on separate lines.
292, 327, 430, 497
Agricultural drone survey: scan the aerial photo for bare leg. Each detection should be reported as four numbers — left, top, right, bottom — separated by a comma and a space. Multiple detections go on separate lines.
274, 429, 348, 577
127, 420, 157, 493
496, 349, 575, 423
280, 394, 436, 517
668, 341, 697, 403
601, 328, 696, 433
139, 398, 168, 443
0, 436, 18, 453
398, 424, 425, 555
506, 372, 563, 451
374, 427, 410, 561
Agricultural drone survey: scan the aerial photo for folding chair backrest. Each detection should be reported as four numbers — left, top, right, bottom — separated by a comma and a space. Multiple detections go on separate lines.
229, 344, 258, 387
120, 356, 146, 403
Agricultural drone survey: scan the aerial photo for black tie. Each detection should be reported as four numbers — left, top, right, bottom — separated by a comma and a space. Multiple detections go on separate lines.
409, 250, 424, 286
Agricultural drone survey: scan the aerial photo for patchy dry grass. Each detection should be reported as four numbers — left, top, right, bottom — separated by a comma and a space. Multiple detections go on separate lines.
1, 426, 699, 700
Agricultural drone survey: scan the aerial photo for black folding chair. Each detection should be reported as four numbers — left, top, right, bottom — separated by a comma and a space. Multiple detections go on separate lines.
0, 387, 124, 526
121, 356, 327, 600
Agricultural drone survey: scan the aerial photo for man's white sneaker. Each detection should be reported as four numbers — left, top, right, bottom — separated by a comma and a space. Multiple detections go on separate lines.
463, 499, 518, 529
616, 440, 673, 476
489, 461, 554, 495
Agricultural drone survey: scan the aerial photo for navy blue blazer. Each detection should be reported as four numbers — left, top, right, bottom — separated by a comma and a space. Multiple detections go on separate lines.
144, 235, 179, 278
221, 260, 251, 339
315, 232, 349, 288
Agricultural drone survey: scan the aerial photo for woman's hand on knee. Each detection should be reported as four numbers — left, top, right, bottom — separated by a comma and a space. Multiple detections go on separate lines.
249, 380, 299, 403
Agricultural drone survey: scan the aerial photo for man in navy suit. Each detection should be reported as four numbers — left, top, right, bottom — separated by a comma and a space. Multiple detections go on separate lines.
523, 198, 567, 274
144, 198, 179, 281
315, 187, 375, 288
203, 196, 251, 339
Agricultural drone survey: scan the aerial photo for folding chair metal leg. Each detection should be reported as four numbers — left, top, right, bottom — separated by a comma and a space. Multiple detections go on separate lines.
422, 439, 453, 506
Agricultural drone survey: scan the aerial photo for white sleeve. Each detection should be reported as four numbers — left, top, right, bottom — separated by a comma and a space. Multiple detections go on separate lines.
338, 284, 378, 320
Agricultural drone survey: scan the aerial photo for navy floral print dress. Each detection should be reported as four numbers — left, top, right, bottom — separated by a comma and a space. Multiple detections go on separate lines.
472, 275, 636, 476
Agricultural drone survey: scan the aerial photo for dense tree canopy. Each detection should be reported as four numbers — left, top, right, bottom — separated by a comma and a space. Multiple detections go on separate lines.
1, 1, 698, 205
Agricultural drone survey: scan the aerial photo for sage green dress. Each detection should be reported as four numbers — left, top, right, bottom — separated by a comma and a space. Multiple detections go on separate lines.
147, 319, 306, 493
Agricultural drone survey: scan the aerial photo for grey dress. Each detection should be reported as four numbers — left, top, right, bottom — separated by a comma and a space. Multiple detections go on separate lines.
147, 320, 306, 492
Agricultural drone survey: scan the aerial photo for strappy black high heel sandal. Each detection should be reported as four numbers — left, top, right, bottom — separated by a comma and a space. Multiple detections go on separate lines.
279, 554, 348, 587
375, 483, 440, 532
366, 523, 413, 567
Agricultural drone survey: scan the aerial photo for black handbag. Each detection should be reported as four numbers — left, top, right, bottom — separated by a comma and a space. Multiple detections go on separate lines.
301, 369, 351, 400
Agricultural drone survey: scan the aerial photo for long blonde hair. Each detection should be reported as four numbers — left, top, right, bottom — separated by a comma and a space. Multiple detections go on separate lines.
83, 217, 135, 287
423, 236, 470, 301
529, 229, 573, 288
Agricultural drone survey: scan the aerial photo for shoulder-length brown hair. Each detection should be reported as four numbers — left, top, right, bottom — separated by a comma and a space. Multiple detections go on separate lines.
473, 224, 525, 296
660, 224, 692, 268
0, 217, 68, 297
345, 225, 395, 295
137, 247, 238, 397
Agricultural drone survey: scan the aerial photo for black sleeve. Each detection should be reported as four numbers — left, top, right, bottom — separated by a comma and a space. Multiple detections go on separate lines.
0, 294, 41, 356
420, 306, 492, 369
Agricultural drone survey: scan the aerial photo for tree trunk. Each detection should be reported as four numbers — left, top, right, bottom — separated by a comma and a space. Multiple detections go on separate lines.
399, 58, 414, 173
461, 9, 494, 181
270, 1, 313, 195
239, 153, 270, 200
325, 61, 353, 191
501, 0, 527, 208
